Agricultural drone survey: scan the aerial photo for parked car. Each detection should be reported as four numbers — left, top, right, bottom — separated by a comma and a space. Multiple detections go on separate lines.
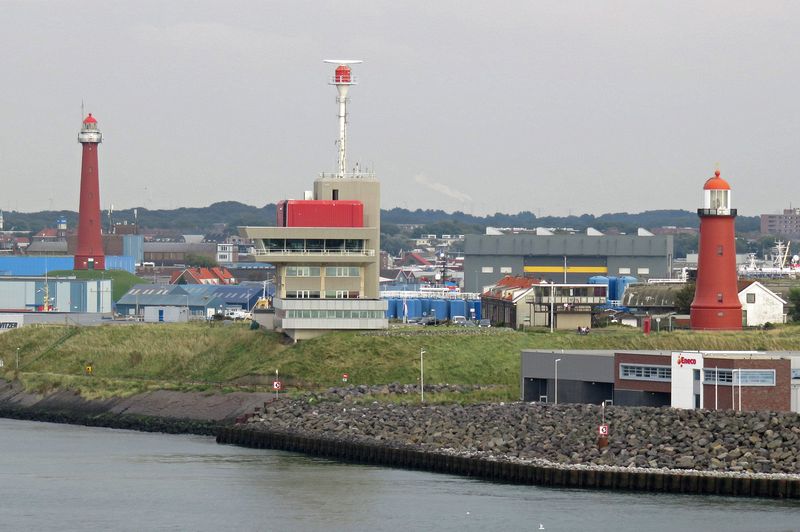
478, 319, 492, 328
451, 315, 467, 326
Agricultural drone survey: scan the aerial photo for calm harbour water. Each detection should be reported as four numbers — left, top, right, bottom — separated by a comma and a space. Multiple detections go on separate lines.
0, 418, 798, 532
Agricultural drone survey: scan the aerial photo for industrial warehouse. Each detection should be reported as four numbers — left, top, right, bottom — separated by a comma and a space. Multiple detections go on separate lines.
521, 349, 798, 412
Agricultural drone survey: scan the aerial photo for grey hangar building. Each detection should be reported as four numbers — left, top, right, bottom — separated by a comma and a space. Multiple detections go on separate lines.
463, 233, 674, 293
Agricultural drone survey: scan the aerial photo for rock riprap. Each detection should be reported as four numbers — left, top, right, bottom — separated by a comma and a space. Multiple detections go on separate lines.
244, 388, 800, 476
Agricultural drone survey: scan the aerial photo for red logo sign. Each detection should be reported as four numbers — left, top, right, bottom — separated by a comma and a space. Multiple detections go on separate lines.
598, 424, 609, 436
342, 373, 349, 382
677, 355, 697, 367
272, 380, 283, 391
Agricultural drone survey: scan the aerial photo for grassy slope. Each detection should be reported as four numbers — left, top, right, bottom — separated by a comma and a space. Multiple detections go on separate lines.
48, 269, 150, 301
3, 323, 800, 400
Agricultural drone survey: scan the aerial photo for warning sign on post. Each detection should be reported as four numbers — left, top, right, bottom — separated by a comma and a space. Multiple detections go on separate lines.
272, 380, 283, 391
598, 424, 609, 436
342, 373, 349, 383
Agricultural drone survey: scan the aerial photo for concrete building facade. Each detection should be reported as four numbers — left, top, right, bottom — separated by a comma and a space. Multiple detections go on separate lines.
241, 175, 387, 339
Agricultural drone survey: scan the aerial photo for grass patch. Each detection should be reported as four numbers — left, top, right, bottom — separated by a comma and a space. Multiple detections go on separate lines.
2, 322, 800, 402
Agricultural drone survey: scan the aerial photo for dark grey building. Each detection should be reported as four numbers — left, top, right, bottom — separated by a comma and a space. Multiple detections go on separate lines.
464, 233, 674, 292
521, 350, 615, 404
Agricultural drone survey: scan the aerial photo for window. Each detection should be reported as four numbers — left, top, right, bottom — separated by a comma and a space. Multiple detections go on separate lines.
703, 368, 733, 384
637, 267, 650, 275
746, 293, 756, 304
481, 266, 494, 273
703, 368, 775, 386
737, 369, 775, 386
717, 245, 724, 256
285, 309, 385, 319
285, 266, 320, 277
325, 266, 360, 277
620, 364, 671, 382
500, 267, 512, 274
618, 268, 631, 275
717, 292, 723, 302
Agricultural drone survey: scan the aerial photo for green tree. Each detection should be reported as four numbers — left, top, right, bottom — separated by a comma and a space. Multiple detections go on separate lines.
674, 284, 696, 314
185, 253, 218, 268
787, 288, 800, 322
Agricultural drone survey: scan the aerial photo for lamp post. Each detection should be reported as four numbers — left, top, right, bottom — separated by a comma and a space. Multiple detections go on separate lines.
419, 348, 426, 403
550, 284, 555, 333
554, 358, 562, 405
731, 368, 741, 411
16, 347, 20, 374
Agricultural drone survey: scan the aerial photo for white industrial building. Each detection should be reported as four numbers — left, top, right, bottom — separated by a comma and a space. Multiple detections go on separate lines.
0, 277, 113, 313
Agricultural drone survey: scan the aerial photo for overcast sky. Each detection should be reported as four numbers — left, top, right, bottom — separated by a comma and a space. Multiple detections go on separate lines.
1, 1, 798, 217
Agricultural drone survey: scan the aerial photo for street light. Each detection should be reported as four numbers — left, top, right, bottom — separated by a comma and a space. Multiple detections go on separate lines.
419, 348, 425, 403
420, 348, 426, 403
732, 368, 742, 411
554, 358, 562, 405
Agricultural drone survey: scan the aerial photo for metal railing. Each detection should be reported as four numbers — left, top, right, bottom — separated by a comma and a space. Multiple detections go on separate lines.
253, 248, 375, 257
317, 171, 377, 179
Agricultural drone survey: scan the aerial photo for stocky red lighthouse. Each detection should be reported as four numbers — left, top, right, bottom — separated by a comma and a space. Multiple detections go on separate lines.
74, 114, 105, 270
690, 170, 741, 330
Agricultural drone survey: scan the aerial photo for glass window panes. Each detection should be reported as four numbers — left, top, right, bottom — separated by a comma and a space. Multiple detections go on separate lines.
325, 267, 360, 277
285, 267, 320, 277
620, 364, 671, 381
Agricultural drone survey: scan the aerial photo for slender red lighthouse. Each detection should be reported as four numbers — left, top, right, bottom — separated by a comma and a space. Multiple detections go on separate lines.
74, 113, 105, 270
690, 170, 741, 330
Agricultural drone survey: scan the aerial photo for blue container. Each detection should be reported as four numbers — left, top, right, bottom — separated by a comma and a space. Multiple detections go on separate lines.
588, 275, 609, 285
467, 300, 483, 320
421, 298, 432, 317
473, 300, 482, 320
385, 299, 396, 319
407, 299, 422, 319
449, 299, 467, 320
430, 299, 448, 321
616, 276, 638, 300
607, 277, 618, 301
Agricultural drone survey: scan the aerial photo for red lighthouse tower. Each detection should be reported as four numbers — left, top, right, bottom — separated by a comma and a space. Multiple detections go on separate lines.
690, 170, 741, 330
74, 114, 105, 270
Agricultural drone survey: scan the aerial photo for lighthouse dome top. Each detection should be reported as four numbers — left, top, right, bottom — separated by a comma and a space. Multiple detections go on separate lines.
703, 170, 731, 191
83, 113, 97, 124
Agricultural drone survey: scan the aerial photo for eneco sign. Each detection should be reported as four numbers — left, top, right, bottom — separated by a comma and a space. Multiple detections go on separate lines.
676, 355, 697, 367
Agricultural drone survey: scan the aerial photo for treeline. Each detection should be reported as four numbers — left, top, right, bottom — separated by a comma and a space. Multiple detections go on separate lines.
2, 202, 760, 236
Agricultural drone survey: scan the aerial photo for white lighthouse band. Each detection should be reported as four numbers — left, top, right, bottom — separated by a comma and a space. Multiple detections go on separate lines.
78, 115, 102, 144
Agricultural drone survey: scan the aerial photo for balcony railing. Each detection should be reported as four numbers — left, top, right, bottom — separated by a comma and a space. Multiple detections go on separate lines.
254, 248, 375, 257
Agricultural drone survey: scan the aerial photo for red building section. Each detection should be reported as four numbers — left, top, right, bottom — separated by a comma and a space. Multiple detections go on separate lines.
691, 170, 741, 329
276, 200, 364, 227
74, 114, 105, 270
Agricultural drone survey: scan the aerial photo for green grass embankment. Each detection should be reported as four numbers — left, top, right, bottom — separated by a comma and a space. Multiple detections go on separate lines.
47, 269, 150, 301
2, 323, 800, 401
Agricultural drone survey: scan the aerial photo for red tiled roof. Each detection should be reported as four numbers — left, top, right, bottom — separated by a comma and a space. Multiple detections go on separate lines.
34, 228, 58, 238
170, 266, 236, 285
496, 275, 541, 289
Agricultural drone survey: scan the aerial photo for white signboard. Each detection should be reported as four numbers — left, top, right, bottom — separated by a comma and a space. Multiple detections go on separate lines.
0, 314, 24, 334
671, 352, 704, 409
